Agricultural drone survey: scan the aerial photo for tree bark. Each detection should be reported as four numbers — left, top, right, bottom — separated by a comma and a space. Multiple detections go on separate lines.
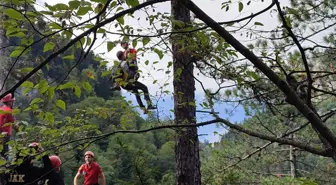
171, 0, 201, 184
289, 133, 297, 178
0, 12, 9, 93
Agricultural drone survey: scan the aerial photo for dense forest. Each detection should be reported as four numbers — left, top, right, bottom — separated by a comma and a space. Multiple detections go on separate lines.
0, 0, 336, 184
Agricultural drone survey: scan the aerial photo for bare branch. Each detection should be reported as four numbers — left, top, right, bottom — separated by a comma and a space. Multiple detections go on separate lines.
274, 0, 314, 105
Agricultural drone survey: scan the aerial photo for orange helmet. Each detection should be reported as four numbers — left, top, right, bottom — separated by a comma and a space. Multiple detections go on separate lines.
1, 93, 15, 103
84, 151, 94, 158
49, 155, 62, 169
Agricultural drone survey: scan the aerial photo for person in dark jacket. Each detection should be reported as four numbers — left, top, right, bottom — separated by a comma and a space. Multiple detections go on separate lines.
4, 142, 53, 185
44, 155, 64, 185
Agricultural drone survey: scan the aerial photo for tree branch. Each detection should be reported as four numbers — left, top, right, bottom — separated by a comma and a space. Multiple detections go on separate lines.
185, 0, 336, 158
105, 0, 276, 39
274, 0, 314, 106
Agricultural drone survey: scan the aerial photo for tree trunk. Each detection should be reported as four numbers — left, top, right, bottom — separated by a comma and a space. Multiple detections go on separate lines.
0, 12, 9, 94
171, 0, 201, 184
289, 133, 297, 178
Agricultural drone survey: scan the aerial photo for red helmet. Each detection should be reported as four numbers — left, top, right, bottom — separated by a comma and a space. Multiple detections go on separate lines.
84, 151, 94, 158
49, 155, 62, 169
1, 93, 15, 103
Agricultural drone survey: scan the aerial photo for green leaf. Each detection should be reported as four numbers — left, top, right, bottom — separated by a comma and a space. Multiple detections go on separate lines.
39, 85, 49, 94
69, 0, 81, 9
36, 80, 49, 94
189, 102, 196, 106
77, 6, 92, 16
167, 61, 173, 68
6, 28, 20, 36
126, 0, 140, 7
30, 98, 44, 105
40, 11, 54, 15
23, 87, 32, 96
49, 22, 62, 29
225, 89, 232, 96
56, 99, 66, 110
97, 28, 106, 34
62, 55, 75, 60
238, 2, 243, 12
19, 68, 34, 73
43, 42, 55, 52
154, 48, 163, 59
142, 37, 150, 46
3, 9, 22, 20
48, 87, 55, 100
58, 82, 75, 90
54, 3, 69, 10
110, 1, 118, 8
10, 49, 24, 57
91, 0, 106, 2
117, 16, 124, 25
107, 41, 115, 52
145, 60, 149, 65
86, 37, 92, 46
45, 112, 54, 123
176, 68, 183, 76
82, 81, 92, 92
10, 0, 21, 6
246, 71, 259, 80
74, 85, 81, 98
101, 71, 111, 77
21, 81, 34, 88
10, 32, 25, 38
285, 16, 292, 28
254, 22, 264, 26
132, 40, 137, 48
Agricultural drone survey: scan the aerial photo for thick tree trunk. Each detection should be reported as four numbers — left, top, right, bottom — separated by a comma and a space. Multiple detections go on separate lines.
0, 14, 9, 94
171, 0, 201, 184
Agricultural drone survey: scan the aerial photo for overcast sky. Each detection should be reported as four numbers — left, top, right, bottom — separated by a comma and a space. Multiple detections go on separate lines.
34, 0, 292, 142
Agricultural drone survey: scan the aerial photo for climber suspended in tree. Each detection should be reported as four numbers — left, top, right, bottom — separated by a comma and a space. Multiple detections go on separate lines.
110, 41, 140, 91
109, 43, 156, 114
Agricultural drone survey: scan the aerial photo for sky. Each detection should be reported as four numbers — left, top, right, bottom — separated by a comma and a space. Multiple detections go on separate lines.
34, 0, 292, 143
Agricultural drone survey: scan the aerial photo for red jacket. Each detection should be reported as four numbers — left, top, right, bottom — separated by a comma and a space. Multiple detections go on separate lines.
125, 48, 137, 61
0, 105, 15, 135
78, 162, 103, 185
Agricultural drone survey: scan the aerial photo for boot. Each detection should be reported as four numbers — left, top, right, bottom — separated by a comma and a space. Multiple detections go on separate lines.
147, 104, 157, 110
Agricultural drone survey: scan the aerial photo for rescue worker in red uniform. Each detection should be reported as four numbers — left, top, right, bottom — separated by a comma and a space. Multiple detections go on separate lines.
73, 151, 106, 185
0, 93, 16, 159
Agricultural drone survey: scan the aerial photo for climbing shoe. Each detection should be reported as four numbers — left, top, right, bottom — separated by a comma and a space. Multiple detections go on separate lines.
147, 104, 157, 110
